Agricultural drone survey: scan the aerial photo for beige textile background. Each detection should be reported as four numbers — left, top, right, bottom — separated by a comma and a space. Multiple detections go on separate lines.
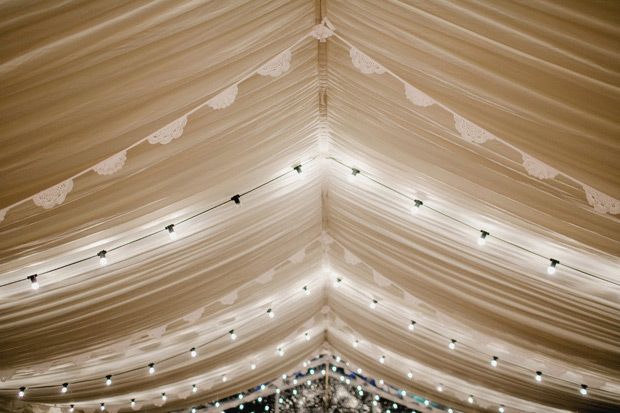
0, 0, 619, 412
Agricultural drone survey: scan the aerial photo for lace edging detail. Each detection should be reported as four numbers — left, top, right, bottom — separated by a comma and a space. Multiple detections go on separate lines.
584, 185, 620, 214
147, 116, 188, 145
350, 47, 385, 74
404, 83, 434, 107
94, 151, 127, 175
453, 113, 495, 143
522, 153, 559, 180
257, 50, 291, 77
206, 85, 238, 110
33, 180, 74, 209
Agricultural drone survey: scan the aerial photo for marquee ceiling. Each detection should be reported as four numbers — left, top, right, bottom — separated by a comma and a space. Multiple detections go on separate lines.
0, 1, 619, 412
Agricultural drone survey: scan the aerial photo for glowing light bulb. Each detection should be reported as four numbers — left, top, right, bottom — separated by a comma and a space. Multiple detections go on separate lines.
260, 385, 265, 390
294, 165, 303, 179
278, 398, 283, 404
407, 372, 413, 379
265, 406, 269, 411
379, 355, 385, 364
258, 397, 263, 402
161, 393, 166, 401
336, 356, 341, 362
373, 401, 378, 406
379, 379, 384, 385
357, 368, 362, 374
448, 409, 453, 413
293, 379, 298, 385
307, 380, 311, 385
333, 278, 341, 287
547, 259, 559, 274
98, 250, 107, 266
580, 384, 588, 396
370, 300, 377, 309
309, 369, 315, 374
231, 195, 242, 208
535, 371, 542, 382
491, 356, 498, 367
190, 347, 197, 357
267, 309, 274, 319
322, 369, 326, 375
230, 330, 237, 340
193, 384, 197, 393
251, 363, 256, 370
70, 405, 75, 412
339, 376, 344, 381
348, 168, 360, 182
192, 409, 196, 413
408, 321, 416, 331
401, 390, 406, 396
239, 404, 244, 410
375, 395, 380, 401
278, 348, 284, 357
148, 363, 155, 374
131, 399, 135, 407
276, 388, 280, 394
353, 340, 359, 348
437, 385, 443, 392
166, 224, 177, 240
28, 275, 39, 290
105, 375, 112, 386
222, 376, 227, 382
394, 403, 398, 408
449, 339, 456, 350
215, 402, 220, 407
468, 395, 474, 404
424, 400, 430, 406
100, 403, 105, 411
61, 383, 68, 393
499, 406, 505, 413
303, 286, 310, 295
238, 394, 243, 399
410, 199, 423, 214
305, 332, 310, 341
332, 366, 337, 372
18, 388, 25, 398
478, 230, 489, 246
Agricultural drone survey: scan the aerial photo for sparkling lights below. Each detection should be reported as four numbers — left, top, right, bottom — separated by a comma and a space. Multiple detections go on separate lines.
230, 330, 237, 340
349, 168, 360, 182
29, 275, 39, 290
468, 395, 474, 404
98, 250, 108, 266
105, 375, 112, 386
353, 339, 359, 347
267, 309, 274, 318
580, 384, 588, 396
166, 224, 177, 240
478, 230, 489, 246
61, 383, 68, 393
333, 278, 342, 288
190, 347, 197, 357
491, 356, 498, 367
148, 363, 155, 374
535, 371, 542, 382
547, 259, 559, 275
410, 199, 423, 214
18, 388, 25, 398
278, 348, 284, 357
379, 355, 385, 364
193, 384, 197, 393
408, 320, 416, 331
370, 300, 377, 309
449, 339, 457, 350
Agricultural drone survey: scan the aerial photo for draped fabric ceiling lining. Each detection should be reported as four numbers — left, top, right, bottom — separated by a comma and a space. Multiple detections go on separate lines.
0, 0, 619, 412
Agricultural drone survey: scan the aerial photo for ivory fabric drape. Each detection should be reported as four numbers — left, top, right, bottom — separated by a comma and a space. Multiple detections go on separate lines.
0, 1, 619, 412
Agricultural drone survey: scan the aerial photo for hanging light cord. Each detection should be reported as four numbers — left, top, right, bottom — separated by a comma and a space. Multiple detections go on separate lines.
328, 157, 619, 287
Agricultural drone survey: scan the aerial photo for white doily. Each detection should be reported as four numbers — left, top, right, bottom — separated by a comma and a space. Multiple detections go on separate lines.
147, 325, 167, 340
183, 307, 204, 323
584, 185, 620, 214
372, 270, 392, 288
0, 208, 6, 223
404, 83, 434, 107
311, 18, 335, 43
258, 50, 291, 77
350, 47, 385, 74
93, 151, 127, 175
344, 249, 360, 265
33, 179, 74, 209
256, 268, 275, 284
453, 113, 495, 143
220, 289, 239, 305
521, 153, 558, 180
147, 116, 187, 145
289, 248, 306, 263
206, 84, 238, 110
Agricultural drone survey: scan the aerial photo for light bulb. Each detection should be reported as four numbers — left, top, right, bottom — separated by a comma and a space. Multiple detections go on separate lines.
98, 250, 107, 266
580, 384, 588, 396
303, 362, 307, 367
322, 369, 326, 375
148, 363, 155, 374
278, 348, 284, 356
61, 383, 68, 393
401, 390, 406, 396
424, 399, 430, 406
437, 385, 443, 392
478, 230, 489, 246
468, 395, 474, 404
105, 375, 112, 386
278, 398, 283, 404
333, 278, 341, 287
165, 224, 177, 240
18, 388, 25, 398
239, 404, 244, 410
379, 355, 385, 364
131, 399, 135, 407
265, 406, 269, 411
162, 393, 166, 401
499, 406, 505, 413
251, 363, 256, 370
293, 379, 297, 384
332, 366, 337, 372
70, 405, 75, 412
100, 403, 105, 411
238, 394, 243, 399
231, 194, 242, 208
305, 332, 310, 340
339, 376, 344, 381
353, 340, 359, 348
260, 385, 265, 390
309, 369, 315, 374
230, 330, 236, 340
370, 300, 377, 309
375, 395, 380, 401
258, 397, 263, 402
222, 376, 227, 382
379, 379, 384, 385
357, 368, 362, 374
348, 168, 360, 182
336, 356, 340, 362
192, 409, 196, 413
448, 409, 453, 413
267, 309, 274, 318
294, 165, 303, 178
373, 401, 378, 406
215, 402, 220, 407
407, 372, 413, 379
449, 339, 456, 350
282, 374, 287, 379
535, 371, 542, 382
393, 403, 398, 408
276, 388, 280, 394
408, 320, 416, 331
190, 347, 197, 357
193, 385, 197, 393
29, 275, 39, 290
491, 356, 498, 367
410, 199, 423, 214
307, 380, 311, 385
303, 286, 310, 295
547, 259, 559, 274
